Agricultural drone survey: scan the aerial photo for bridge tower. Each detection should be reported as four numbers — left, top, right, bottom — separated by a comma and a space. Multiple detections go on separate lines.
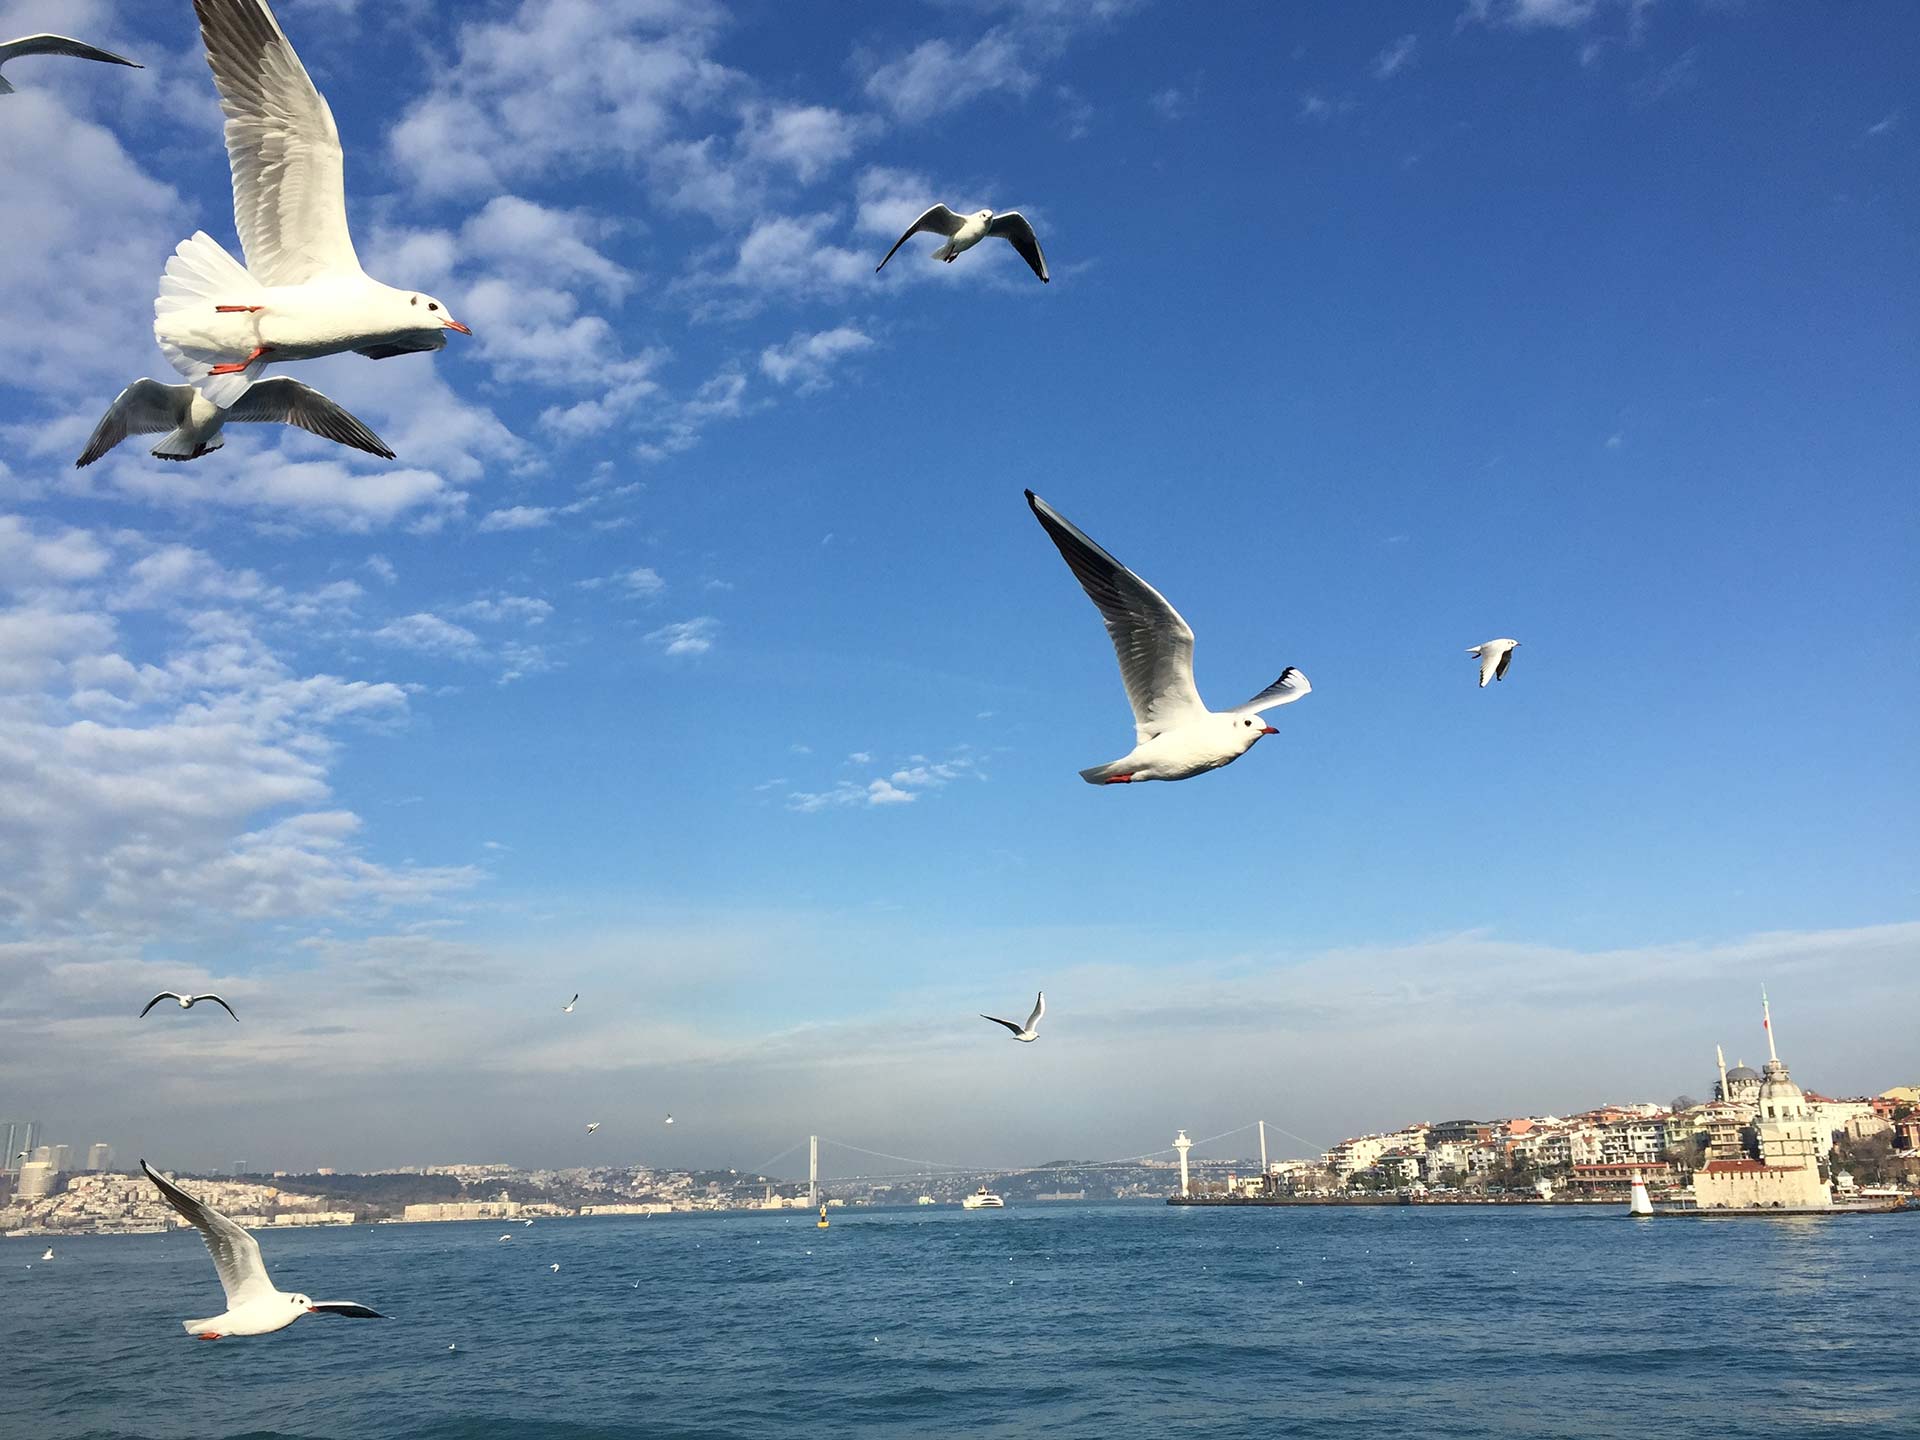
1174, 1130, 1193, 1197
808, 1135, 819, 1208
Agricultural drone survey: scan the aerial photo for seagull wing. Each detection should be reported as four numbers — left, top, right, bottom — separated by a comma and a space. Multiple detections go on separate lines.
227, 378, 394, 458
1494, 646, 1515, 681
1476, 647, 1498, 688
1025, 992, 1046, 1032
192, 0, 361, 285
1232, 667, 1312, 716
138, 992, 186, 1018
191, 994, 240, 1021
75, 380, 190, 468
0, 34, 143, 69
141, 1160, 275, 1308
981, 1014, 1023, 1036
308, 1301, 384, 1319
986, 211, 1049, 282
875, 204, 965, 272
1026, 490, 1204, 742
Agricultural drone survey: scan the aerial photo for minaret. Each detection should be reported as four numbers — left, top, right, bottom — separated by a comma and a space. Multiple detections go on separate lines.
1716, 1044, 1729, 1103
1173, 1130, 1193, 1198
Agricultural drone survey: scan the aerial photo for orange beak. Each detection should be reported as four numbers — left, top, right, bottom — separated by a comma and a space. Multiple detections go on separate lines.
443, 319, 471, 335
1260, 726, 1278, 735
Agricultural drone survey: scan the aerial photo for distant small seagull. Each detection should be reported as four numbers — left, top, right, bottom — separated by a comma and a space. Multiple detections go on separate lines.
139, 992, 239, 1021
563, 994, 578, 1013
663, 1115, 674, 1126
549, 1263, 560, 1273
1026, 490, 1311, 783
448, 1343, 457, 1351
982, 991, 1046, 1043
0, 34, 141, 94
76, 377, 393, 466
876, 204, 1049, 283
523, 1219, 533, 1227
496, 1234, 512, 1243
140, 1160, 383, 1338
41, 1247, 54, 1261
1467, 638, 1520, 688
585, 1123, 600, 1134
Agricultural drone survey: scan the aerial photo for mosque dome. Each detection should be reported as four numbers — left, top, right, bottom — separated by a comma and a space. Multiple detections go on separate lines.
1725, 1065, 1761, 1085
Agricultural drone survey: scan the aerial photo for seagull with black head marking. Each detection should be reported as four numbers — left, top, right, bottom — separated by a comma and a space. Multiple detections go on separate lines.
0, 33, 140, 93
76, 376, 393, 466
982, 991, 1045, 1044
140, 1160, 383, 1339
140, 991, 238, 1021
149, 0, 469, 410
876, 204, 1049, 283
1025, 491, 1311, 784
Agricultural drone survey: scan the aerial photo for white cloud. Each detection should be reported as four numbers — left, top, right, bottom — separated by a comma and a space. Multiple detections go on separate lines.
454, 595, 553, 626
862, 30, 1035, 123
646, 616, 718, 655
364, 555, 398, 584
477, 505, 555, 532
461, 196, 634, 301
759, 327, 875, 390
1460, 0, 1600, 28
371, 612, 482, 656
1373, 34, 1419, 79
1148, 86, 1188, 120
1865, 110, 1899, 138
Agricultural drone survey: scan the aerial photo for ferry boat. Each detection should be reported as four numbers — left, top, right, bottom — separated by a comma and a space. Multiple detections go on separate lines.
961, 1187, 1005, 1210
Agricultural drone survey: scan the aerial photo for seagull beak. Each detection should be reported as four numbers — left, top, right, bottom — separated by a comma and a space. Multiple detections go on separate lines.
443, 319, 471, 335
306, 1305, 319, 1312
1260, 726, 1279, 735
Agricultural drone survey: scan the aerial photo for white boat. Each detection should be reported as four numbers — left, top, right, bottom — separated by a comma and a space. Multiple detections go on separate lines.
961, 1187, 1005, 1210
916, 1195, 935, 1206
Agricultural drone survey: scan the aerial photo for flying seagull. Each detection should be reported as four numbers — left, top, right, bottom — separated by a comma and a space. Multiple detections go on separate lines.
1467, 638, 1520, 688
139, 992, 239, 1021
140, 1160, 383, 1338
496, 1234, 512, 1243
663, 1115, 674, 1125
153, 0, 469, 409
523, 1219, 534, 1227
41, 1247, 54, 1261
982, 991, 1046, 1043
876, 205, 1049, 283
0, 34, 141, 94
550, 1263, 560, 1273
562, 995, 578, 1013
585, 1123, 600, 1134
76, 376, 393, 466
1025, 490, 1311, 783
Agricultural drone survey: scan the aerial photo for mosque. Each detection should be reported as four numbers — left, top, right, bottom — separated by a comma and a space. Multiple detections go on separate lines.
1689, 991, 1831, 1210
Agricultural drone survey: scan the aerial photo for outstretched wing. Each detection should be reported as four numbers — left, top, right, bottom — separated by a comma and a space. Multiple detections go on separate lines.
308, 1301, 384, 1318
0, 34, 142, 69
1026, 490, 1204, 742
192, 994, 241, 1021
76, 380, 188, 468
1477, 649, 1498, 688
138, 992, 184, 1018
1494, 647, 1515, 681
981, 1014, 1023, 1036
141, 1160, 274, 1308
1025, 992, 1046, 1032
354, 336, 444, 360
876, 204, 965, 272
228, 378, 394, 458
192, 0, 360, 284
986, 211, 1049, 282
1232, 668, 1311, 716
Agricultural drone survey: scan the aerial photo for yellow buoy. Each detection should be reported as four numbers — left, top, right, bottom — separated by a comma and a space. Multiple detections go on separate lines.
817, 1204, 829, 1229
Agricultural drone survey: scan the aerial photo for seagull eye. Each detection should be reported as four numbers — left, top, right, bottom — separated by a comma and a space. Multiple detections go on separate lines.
428, 303, 439, 312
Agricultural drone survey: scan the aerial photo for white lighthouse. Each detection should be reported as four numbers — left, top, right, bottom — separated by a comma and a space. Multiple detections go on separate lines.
1173, 1130, 1193, 1198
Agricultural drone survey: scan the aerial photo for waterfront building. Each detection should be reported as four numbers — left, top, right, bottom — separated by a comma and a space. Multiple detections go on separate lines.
1691, 992, 1830, 1210
15, 1160, 55, 1199
1, 1121, 39, 1176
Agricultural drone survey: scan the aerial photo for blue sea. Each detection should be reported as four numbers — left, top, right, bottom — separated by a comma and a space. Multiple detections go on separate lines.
9, 1202, 1917, 1439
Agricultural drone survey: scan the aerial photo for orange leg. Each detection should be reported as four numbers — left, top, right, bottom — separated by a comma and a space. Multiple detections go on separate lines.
1104, 774, 1134, 784
214, 305, 264, 313
208, 346, 270, 376
197, 1332, 222, 1341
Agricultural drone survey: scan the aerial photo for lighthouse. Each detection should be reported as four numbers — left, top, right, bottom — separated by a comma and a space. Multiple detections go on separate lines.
1628, 1169, 1653, 1217
1173, 1130, 1193, 1198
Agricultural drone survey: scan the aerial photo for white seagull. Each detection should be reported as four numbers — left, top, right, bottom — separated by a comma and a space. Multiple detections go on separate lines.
523, 1219, 534, 1227
139, 992, 239, 1021
982, 991, 1046, 1043
76, 376, 393, 466
41, 1247, 54, 1261
876, 205, 1049, 283
1467, 638, 1520, 688
153, 0, 469, 409
1025, 490, 1312, 784
0, 33, 141, 94
496, 1234, 512, 1243
550, 1263, 560, 1273
562, 995, 578, 1013
585, 1123, 600, 1134
140, 1160, 383, 1339
663, 1115, 674, 1126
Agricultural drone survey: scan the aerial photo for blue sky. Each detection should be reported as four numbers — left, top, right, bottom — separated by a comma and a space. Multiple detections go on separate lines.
0, 0, 1914, 1175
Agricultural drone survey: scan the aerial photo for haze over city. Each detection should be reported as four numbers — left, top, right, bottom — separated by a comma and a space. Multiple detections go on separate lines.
1, 0, 1914, 1178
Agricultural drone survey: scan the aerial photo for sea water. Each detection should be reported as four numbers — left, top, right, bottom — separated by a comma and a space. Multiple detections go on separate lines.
8, 1202, 1916, 1439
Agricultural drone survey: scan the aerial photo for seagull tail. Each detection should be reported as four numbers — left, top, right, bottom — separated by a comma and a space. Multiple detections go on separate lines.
153, 232, 268, 408
1078, 759, 1128, 785
150, 430, 219, 461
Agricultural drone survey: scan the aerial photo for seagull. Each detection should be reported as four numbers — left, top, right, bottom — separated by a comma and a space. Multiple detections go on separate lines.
40, 1247, 54, 1261
0, 34, 141, 94
663, 1115, 674, 1126
550, 1263, 560, 1273
140, 1160, 383, 1339
153, 0, 469, 409
1025, 490, 1312, 784
585, 1123, 600, 1134
562, 995, 578, 1013
876, 205, 1049, 283
523, 1219, 533, 1227
139, 992, 239, 1021
76, 377, 393, 466
496, 1235, 512, 1243
1467, 638, 1520, 688
982, 991, 1046, 1043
